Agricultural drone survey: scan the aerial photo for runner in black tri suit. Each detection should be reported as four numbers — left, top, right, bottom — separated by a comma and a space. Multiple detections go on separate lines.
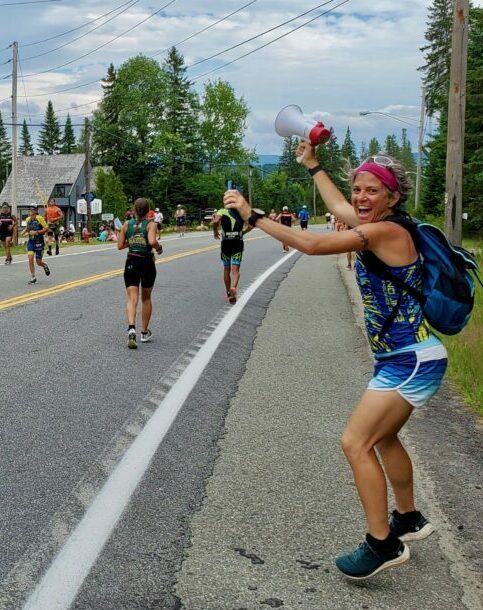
213, 207, 251, 304
117, 198, 163, 349
276, 206, 296, 252
0, 202, 16, 264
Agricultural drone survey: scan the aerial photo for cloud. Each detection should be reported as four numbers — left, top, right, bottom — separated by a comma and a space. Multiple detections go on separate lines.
0, 0, 480, 154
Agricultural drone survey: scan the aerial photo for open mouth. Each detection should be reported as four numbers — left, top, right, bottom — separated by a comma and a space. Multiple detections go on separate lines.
357, 206, 372, 220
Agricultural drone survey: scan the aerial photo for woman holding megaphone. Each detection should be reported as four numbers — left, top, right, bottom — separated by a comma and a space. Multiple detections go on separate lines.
223, 139, 447, 581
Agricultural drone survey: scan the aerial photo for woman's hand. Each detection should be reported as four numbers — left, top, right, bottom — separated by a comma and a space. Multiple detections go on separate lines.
223, 189, 251, 221
295, 141, 318, 168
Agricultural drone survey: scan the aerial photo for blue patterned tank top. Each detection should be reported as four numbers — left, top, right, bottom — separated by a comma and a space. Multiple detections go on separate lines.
355, 252, 431, 355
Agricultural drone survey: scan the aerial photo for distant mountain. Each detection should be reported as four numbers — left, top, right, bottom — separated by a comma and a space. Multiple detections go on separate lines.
254, 154, 280, 166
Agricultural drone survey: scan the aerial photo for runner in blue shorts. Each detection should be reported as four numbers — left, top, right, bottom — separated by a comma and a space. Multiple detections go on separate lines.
22, 204, 51, 285
224, 146, 448, 581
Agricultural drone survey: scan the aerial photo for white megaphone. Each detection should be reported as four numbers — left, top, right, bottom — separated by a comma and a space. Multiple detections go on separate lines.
275, 104, 331, 162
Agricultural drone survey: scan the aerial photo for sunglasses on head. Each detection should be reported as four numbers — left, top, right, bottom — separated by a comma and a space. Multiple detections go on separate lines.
370, 155, 394, 168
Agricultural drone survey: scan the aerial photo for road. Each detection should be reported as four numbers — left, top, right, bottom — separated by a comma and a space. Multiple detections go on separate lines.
0, 230, 481, 609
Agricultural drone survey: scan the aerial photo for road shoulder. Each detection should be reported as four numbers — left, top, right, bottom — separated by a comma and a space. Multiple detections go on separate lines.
176, 253, 480, 610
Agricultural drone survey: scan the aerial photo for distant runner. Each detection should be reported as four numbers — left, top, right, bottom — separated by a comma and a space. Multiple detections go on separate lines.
298, 205, 310, 230
0, 202, 16, 264
276, 206, 296, 252
22, 204, 50, 284
118, 197, 163, 349
175, 204, 187, 237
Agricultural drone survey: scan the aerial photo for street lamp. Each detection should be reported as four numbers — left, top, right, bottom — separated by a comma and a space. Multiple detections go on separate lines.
359, 87, 426, 211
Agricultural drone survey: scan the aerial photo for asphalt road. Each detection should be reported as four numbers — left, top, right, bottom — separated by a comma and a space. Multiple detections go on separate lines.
0, 230, 481, 609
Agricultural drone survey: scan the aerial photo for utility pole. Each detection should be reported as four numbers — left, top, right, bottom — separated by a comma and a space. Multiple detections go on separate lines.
11, 41, 18, 218
415, 85, 425, 211
444, 0, 469, 245
84, 117, 92, 233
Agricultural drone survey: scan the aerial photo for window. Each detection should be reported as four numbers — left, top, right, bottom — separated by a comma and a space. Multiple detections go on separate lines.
52, 184, 71, 198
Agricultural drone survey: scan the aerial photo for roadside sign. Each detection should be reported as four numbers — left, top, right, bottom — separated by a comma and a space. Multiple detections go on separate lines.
77, 198, 87, 214
91, 199, 102, 215
101, 213, 114, 221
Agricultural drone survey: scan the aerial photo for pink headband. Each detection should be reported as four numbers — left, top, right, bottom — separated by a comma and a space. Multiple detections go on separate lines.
353, 162, 399, 193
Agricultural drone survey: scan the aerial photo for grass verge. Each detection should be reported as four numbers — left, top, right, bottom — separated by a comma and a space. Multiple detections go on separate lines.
441, 240, 482, 416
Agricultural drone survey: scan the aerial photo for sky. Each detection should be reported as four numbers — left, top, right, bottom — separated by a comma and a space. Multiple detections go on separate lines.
0, 0, 480, 158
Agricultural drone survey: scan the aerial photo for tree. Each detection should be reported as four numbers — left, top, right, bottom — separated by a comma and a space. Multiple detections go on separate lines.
200, 79, 250, 171
0, 111, 11, 183
38, 100, 61, 154
60, 114, 76, 154
340, 127, 359, 167
92, 55, 168, 198
368, 137, 381, 156
419, 0, 453, 115
19, 119, 34, 155
383, 134, 401, 158
462, 7, 483, 231
279, 136, 305, 180
316, 128, 347, 195
94, 168, 128, 220
151, 47, 202, 207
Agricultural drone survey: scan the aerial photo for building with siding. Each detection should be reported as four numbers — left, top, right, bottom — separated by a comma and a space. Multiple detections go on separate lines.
0, 154, 87, 227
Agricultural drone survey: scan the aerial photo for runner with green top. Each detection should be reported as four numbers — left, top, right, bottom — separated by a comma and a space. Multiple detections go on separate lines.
118, 198, 163, 349
213, 203, 252, 305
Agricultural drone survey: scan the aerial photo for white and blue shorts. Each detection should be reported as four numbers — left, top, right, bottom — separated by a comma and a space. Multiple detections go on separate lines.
369, 342, 448, 409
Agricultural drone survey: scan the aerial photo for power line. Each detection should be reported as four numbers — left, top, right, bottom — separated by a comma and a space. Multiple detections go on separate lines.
20, 0, 137, 48
0, 0, 61, 5
13, 78, 101, 98
21, 0, 141, 62
3, 0, 178, 80
18, 55, 32, 124
150, 0, 258, 59
189, 0, 338, 70
192, 0, 350, 81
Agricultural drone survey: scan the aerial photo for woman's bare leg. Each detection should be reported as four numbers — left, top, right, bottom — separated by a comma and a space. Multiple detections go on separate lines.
341, 389, 413, 539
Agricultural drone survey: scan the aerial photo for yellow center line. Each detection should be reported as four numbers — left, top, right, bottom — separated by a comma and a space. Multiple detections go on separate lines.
0, 236, 266, 312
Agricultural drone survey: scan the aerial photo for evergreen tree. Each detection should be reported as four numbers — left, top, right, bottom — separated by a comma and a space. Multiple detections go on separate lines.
157, 46, 201, 206
463, 7, 483, 231
94, 168, 128, 220
368, 137, 381, 156
340, 127, 358, 167
0, 111, 11, 183
359, 141, 368, 161
38, 100, 61, 154
60, 114, 76, 154
279, 137, 305, 180
19, 119, 34, 155
316, 128, 346, 194
419, 0, 453, 115
383, 134, 401, 158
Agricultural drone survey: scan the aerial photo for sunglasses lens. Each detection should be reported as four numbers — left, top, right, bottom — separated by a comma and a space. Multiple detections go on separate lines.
373, 156, 392, 167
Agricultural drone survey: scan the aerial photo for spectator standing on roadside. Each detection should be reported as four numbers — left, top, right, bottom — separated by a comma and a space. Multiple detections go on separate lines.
298, 205, 310, 231
224, 146, 448, 582
268, 209, 278, 221
175, 204, 187, 237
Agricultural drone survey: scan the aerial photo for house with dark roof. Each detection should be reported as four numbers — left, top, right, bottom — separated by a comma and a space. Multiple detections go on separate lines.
0, 154, 88, 227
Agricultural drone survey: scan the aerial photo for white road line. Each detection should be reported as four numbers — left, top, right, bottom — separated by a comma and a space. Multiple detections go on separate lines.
5, 233, 214, 266
23, 249, 298, 610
